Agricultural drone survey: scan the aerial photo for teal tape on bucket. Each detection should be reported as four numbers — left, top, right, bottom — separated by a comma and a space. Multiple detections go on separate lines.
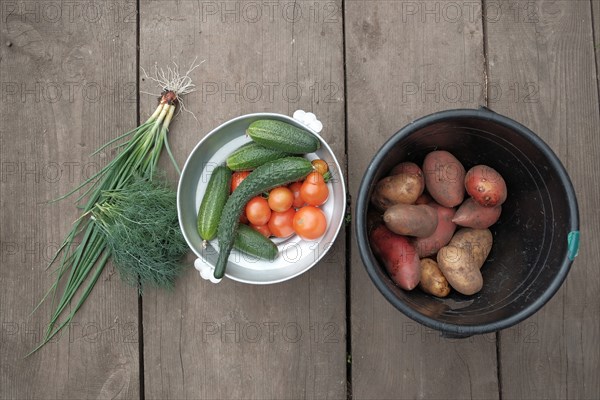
567, 231, 580, 261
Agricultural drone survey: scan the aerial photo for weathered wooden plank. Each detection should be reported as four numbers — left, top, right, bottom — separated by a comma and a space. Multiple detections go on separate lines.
0, 1, 139, 398
346, 1, 499, 399
139, 1, 346, 398
486, 1, 600, 398
594, 0, 600, 92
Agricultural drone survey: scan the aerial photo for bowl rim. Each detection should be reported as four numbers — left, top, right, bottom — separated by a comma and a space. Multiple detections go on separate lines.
178, 112, 347, 284
355, 107, 580, 336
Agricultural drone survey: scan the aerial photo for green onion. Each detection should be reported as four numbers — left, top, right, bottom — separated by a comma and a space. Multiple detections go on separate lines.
28, 60, 200, 356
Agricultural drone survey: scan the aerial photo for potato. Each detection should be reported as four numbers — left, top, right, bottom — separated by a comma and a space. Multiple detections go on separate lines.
449, 228, 494, 267
452, 198, 502, 229
419, 258, 451, 297
414, 202, 457, 257
370, 225, 421, 290
437, 228, 493, 295
415, 192, 433, 205
371, 173, 424, 210
423, 150, 466, 208
383, 203, 438, 237
465, 165, 507, 207
390, 162, 424, 188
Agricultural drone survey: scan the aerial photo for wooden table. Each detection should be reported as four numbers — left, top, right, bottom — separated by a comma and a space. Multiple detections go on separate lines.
1, 1, 598, 398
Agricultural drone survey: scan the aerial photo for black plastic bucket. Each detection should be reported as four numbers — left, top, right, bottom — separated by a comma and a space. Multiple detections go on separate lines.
355, 107, 580, 337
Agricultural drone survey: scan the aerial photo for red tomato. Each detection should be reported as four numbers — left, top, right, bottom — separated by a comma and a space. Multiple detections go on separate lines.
300, 172, 329, 206
268, 187, 294, 212
231, 171, 251, 193
268, 208, 296, 238
250, 224, 271, 238
293, 206, 327, 240
306, 171, 325, 185
288, 181, 306, 208
246, 196, 271, 226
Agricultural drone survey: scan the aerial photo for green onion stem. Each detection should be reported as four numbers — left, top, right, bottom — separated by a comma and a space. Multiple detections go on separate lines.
162, 105, 180, 175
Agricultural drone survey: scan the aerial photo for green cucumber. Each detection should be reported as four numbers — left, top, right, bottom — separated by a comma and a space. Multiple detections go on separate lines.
215, 157, 314, 278
247, 120, 320, 154
226, 142, 290, 171
234, 224, 278, 261
197, 166, 232, 241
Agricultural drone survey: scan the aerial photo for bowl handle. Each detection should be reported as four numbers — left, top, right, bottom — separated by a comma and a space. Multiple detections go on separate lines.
293, 110, 323, 133
194, 257, 222, 283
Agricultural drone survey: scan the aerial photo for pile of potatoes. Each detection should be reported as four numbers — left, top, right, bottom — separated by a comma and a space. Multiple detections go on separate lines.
369, 150, 507, 297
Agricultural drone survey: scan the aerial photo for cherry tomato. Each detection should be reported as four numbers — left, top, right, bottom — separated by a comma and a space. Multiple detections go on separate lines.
250, 224, 271, 238
246, 196, 271, 226
231, 171, 251, 193
311, 159, 329, 176
268, 187, 294, 212
300, 172, 329, 206
268, 208, 296, 238
306, 171, 325, 185
293, 206, 327, 240
288, 181, 306, 208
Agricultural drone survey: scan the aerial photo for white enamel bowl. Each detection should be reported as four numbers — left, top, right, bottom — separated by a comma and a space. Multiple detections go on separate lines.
177, 112, 346, 284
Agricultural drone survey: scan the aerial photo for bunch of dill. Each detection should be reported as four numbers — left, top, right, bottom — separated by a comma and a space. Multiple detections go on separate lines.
92, 177, 188, 290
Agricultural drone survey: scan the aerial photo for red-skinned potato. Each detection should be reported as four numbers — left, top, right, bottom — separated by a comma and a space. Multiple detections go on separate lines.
453, 198, 502, 229
371, 173, 424, 210
383, 203, 438, 237
423, 151, 466, 208
414, 202, 457, 257
415, 192, 433, 205
370, 225, 421, 290
465, 165, 507, 207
